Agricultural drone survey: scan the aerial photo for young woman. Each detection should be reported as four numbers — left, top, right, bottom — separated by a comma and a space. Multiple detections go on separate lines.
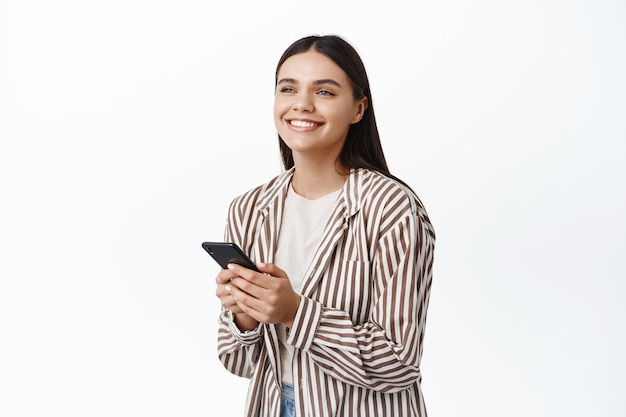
214, 35, 435, 417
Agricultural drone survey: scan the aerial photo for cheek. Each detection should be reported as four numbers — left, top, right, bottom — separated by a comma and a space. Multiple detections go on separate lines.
273, 102, 287, 131
321, 100, 358, 122
329, 106, 359, 127
273, 98, 287, 118
273, 102, 282, 122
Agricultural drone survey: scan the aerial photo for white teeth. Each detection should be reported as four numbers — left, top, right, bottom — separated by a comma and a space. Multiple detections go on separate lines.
290, 120, 317, 128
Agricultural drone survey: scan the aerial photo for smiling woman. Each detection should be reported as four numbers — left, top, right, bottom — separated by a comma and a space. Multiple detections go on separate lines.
213, 35, 435, 417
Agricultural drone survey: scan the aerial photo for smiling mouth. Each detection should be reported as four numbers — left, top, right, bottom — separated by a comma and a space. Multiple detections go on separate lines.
289, 120, 320, 128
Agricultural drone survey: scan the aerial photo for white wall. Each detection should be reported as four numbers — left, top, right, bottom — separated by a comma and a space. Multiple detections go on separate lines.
1, 1, 624, 416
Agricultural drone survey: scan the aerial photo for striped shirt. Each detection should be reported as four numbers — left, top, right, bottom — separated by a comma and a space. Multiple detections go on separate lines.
217, 167, 436, 417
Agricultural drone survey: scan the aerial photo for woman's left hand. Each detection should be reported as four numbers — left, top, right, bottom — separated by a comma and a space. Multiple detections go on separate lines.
225, 262, 301, 328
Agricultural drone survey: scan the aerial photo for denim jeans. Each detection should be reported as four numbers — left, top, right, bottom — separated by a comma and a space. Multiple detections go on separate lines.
280, 384, 295, 417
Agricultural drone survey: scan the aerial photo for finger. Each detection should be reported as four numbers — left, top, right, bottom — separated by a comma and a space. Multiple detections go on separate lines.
230, 274, 271, 299
226, 263, 260, 280
234, 290, 285, 325
234, 293, 265, 323
215, 283, 234, 299
227, 264, 273, 292
218, 287, 244, 314
257, 262, 288, 279
228, 281, 263, 311
215, 268, 238, 284
226, 302, 245, 315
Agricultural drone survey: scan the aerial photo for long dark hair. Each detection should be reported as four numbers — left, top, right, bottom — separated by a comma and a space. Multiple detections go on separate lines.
275, 35, 396, 180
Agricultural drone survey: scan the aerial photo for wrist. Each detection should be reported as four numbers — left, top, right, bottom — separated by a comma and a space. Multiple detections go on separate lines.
284, 294, 302, 329
232, 311, 259, 331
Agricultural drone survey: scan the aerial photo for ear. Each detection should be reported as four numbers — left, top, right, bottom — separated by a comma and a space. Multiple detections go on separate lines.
350, 97, 368, 124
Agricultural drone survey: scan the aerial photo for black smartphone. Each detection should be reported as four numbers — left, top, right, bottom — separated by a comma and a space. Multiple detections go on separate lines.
201, 242, 259, 272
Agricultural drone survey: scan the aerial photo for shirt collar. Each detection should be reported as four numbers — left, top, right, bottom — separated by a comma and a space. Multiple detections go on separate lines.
254, 167, 366, 220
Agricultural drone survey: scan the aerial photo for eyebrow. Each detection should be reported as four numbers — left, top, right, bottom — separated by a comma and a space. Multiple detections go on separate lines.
277, 78, 343, 88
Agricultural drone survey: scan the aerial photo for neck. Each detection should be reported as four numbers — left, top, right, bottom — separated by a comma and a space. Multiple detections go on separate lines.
290, 158, 348, 200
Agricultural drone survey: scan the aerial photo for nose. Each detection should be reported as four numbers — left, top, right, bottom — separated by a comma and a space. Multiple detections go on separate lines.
293, 94, 314, 112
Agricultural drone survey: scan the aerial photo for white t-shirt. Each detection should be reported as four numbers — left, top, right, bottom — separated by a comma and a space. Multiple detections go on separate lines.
274, 183, 341, 386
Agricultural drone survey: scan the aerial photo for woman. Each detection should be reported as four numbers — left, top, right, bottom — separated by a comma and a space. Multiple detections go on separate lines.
214, 34, 435, 417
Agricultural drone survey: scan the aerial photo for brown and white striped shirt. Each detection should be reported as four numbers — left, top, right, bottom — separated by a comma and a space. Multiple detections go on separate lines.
217, 167, 435, 417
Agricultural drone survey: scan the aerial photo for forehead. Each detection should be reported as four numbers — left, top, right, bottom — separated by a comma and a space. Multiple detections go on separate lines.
277, 50, 349, 82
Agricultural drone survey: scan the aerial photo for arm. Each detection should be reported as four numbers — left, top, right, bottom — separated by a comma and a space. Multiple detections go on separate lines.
287, 200, 435, 392
215, 198, 265, 378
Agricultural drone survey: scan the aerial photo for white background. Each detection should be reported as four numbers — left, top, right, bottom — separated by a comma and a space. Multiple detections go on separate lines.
1, 1, 624, 416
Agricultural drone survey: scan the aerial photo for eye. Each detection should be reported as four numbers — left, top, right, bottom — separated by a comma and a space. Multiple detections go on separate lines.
279, 86, 296, 93
317, 89, 335, 96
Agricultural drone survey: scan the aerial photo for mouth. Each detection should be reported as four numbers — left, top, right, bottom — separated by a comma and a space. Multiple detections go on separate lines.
288, 119, 322, 128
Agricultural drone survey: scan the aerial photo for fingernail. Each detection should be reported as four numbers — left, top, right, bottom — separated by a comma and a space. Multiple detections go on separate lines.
227, 264, 235, 270
258, 262, 266, 268
225, 285, 231, 292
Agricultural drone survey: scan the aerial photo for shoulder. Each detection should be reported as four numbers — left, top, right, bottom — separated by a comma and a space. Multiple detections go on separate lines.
357, 169, 435, 237
228, 169, 292, 213
357, 169, 421, 212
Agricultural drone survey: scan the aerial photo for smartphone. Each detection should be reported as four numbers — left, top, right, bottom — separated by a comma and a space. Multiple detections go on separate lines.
201, 242, 259, 272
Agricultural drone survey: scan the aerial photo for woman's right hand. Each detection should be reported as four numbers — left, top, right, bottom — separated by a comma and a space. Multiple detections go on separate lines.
215, 267, 260, 331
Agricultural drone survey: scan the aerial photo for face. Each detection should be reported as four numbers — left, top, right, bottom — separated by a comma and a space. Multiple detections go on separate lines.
274, 50, 367, 166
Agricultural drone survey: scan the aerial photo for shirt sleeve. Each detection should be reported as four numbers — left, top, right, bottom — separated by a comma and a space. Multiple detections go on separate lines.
286, 197, 435, 393
216, 198, 266, 379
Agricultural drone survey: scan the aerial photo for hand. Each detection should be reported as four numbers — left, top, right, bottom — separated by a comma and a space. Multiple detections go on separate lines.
226, 263, 301, 328
215, 266, 259, 331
